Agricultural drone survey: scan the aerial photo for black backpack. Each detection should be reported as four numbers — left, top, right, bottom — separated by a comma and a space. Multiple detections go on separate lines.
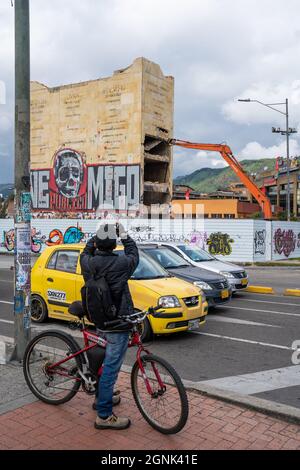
81, 259, 117, 329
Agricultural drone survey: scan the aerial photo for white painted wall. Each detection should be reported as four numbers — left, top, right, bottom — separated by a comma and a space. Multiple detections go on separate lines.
1, 218, 300, 262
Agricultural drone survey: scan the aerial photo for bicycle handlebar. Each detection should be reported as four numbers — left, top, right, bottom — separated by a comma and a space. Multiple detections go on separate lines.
103, 319, 125, 328
103, 306, 165, 328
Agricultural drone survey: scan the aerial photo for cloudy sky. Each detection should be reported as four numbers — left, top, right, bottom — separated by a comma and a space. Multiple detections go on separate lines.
1, 0, 300, 183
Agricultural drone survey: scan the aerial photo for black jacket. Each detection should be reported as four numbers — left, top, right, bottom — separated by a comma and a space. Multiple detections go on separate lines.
80, 235, 139, 331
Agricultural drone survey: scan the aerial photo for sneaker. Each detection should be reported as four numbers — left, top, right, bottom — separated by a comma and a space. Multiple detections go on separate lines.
94, 414, 131, 430
92, 393, 121, 410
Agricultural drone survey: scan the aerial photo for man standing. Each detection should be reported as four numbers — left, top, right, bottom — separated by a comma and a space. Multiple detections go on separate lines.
80, 222, 139, 430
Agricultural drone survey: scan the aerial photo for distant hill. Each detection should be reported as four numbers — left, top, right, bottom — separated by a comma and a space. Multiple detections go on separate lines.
0, 184, 14, 199
174, 158, 276, 193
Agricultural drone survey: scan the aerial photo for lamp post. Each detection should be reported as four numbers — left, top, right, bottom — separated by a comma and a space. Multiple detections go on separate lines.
238, 98, 297, 221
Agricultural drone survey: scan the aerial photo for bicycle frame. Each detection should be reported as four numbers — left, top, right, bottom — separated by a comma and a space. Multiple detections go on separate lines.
46, 319, 166, 396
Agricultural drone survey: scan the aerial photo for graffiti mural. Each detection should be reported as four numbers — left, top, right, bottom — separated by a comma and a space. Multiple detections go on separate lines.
128, 226, 189, 244
31, 228, 47, 253
189, 231, 208, 250
31, 148, 140, 212
4, 229, 14, 252
274, 228, 296, 258
207, 232, 234, 256
254, 230, 266, 255
2, 226, 88, 253
46, 226, 84, 246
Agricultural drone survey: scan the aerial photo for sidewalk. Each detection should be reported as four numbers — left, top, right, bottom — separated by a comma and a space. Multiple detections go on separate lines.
0, 363, 300, 450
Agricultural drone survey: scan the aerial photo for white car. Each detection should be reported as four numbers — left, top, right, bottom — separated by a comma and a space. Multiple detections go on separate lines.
157, 243, 249, 292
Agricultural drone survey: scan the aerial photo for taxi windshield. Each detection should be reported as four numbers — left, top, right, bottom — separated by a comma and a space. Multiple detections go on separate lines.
117, 250, 170, 280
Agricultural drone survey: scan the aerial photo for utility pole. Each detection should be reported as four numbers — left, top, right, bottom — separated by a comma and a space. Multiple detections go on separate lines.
238, 98, 297, 221
11, 0, 31, 362
285, 99, 291, 221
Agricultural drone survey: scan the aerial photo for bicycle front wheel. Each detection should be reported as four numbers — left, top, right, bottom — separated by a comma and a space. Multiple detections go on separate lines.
131, 354, 189, 434
23, 331, 83, 405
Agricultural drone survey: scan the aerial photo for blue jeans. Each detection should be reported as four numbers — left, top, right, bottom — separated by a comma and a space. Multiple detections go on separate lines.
96, 331, 129, 418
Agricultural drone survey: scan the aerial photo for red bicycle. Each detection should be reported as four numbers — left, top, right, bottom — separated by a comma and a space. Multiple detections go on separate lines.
23, 304, 189, 435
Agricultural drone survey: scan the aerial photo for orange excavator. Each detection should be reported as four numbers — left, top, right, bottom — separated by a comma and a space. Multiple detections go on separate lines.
170, 139, 273, 220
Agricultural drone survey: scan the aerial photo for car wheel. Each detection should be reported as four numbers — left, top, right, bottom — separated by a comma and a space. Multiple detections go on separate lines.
31, 295, 48, 323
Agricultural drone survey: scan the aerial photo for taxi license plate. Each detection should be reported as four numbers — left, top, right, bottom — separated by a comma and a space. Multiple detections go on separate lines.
188, 319, 199, 331
241, 278, 248, 286
221, 289, 229, 299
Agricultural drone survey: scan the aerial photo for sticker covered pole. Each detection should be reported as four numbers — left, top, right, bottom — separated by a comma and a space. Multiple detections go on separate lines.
11, 0, 31, 361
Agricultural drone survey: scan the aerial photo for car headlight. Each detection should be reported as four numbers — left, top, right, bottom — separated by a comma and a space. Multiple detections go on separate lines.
220, 271, 235, 279
193, 281, 213, 291
158, 296, 181, 308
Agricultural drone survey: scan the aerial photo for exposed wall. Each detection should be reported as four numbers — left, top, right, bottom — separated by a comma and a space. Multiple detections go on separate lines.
1, 219, 300, 262
30, 58, 174, 213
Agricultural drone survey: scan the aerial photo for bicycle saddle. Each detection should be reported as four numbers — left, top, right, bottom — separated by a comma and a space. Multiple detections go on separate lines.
68, 301, 85, 319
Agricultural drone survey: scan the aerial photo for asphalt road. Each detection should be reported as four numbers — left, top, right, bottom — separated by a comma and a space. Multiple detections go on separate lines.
246, 265, 300, 293
1, 266, 300, 410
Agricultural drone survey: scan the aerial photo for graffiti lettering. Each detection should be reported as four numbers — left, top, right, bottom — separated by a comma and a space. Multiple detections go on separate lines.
4, 229, 14, 252
2, 226, 85, 253
189, 231, 208, 250
274, 228, 296, 258
254, 230, 266, 255
207, 232, 234, 256
46, 226, 84, 246
31, 150, 140, 212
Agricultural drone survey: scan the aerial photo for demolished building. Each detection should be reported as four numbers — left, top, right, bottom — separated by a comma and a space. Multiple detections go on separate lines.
30, 57, 174, 215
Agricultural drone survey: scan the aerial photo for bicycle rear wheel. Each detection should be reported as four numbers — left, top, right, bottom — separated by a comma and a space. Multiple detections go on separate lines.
23, 331, 83, 405
131, 354, 189, 434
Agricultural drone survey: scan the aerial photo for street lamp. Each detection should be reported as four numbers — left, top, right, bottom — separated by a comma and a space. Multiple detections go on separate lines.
238, 98, 297, 221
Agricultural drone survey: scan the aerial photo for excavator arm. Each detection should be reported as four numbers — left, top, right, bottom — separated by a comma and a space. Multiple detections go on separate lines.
170, 139, 273, 220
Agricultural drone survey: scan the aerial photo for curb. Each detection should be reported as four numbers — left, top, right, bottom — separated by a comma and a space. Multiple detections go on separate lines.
183, 380, 300, 426
284, 289, 300, 297
121, 365, 300, 425
245, 286, 275, 294
1, 362, 300, 426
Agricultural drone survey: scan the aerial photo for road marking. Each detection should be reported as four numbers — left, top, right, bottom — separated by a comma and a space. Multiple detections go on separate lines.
239, 292, 300, 301
0, 335, 13, 344
190, 331, 296, 351
0, 319, 13, 325
0, 280, 13, 283
0, 301, 13, 305
234, 298, 300, 307
228, 305, 300, 318
199, 365, 300, 395
208, 315, 280, 328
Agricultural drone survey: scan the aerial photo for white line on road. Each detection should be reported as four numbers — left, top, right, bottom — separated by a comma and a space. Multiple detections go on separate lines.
190, 331, 296, 351
0, 301, 13, 305
239, 292, 300, 301
0, 335, 13, 344
208, 315, 280, 328
199, 365, 300, 395
0, 280, 13, 283
228, 306, 300, 317
234, 298, 300, 307
0, 323, 84, 340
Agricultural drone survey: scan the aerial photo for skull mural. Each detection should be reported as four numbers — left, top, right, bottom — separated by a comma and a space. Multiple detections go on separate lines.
54, 149, 84, 198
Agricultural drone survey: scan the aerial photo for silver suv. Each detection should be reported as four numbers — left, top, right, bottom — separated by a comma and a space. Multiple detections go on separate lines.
156, 243, 248, 292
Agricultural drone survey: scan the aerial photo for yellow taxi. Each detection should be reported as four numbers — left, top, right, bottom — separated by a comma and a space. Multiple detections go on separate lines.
31, 244, 208, 340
